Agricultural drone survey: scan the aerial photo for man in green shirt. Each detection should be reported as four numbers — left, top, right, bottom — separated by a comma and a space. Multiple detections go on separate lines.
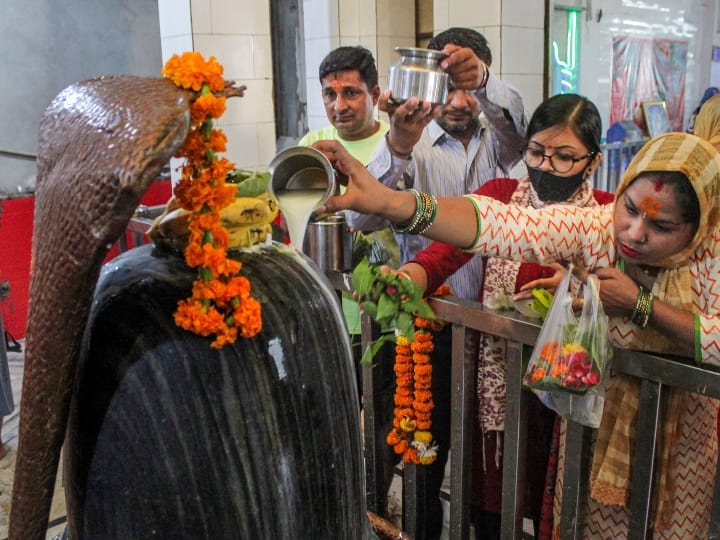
299, 46, 399, 341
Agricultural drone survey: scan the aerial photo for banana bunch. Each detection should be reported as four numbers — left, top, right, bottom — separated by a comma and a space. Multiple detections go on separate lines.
148, 170, 279, 250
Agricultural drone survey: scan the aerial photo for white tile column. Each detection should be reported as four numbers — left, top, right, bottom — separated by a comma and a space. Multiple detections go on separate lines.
157, 0, 276, 171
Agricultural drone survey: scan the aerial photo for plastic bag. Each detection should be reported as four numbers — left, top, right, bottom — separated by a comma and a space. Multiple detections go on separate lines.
524, 267, 612, 396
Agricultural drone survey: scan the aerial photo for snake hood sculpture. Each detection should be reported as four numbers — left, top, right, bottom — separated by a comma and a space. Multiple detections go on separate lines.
9, 75, 194, 539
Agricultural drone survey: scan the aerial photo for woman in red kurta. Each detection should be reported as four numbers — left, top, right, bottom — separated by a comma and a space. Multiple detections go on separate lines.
400, 94, 614, 539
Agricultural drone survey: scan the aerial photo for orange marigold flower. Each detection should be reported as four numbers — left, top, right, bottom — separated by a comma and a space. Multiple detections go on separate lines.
162, 51, 225, 92
387, 431, 402, 446
414, 364, 432, 376
404, 447, 419, 463
416, 419, 431, 430
413, 399, 434, 413
539, 341, 559, 362
234, 297, 262, 338
394, 395, 414, 407
191, 93, 227, 123
394, 440, 409, 455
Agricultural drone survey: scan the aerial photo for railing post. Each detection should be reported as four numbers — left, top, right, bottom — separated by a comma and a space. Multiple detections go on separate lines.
500, 340, 528, 539
559, 420, 592, 539
361, 313, 388, 515
449, 323, 473, 539
627, 379, 662, 540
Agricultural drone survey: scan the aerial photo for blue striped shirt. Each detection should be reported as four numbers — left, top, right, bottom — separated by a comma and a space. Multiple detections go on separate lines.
347, 75, 527, 300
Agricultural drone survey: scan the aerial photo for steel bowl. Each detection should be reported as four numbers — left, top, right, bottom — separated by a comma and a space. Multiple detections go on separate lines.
388, 47, 449, 105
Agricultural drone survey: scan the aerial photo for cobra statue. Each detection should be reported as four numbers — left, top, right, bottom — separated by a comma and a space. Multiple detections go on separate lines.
8, 74, 403, 539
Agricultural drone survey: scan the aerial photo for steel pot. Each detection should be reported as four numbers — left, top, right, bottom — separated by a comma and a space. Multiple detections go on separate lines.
267, 145, 337, 206
388, 47, 449, 105
304, 212, 353, 272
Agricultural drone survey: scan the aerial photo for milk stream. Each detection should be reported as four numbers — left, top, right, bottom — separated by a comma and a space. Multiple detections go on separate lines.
275, 189, 326, 250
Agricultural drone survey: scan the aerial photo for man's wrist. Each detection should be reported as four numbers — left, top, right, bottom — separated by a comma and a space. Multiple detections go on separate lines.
385, 133, 412, 159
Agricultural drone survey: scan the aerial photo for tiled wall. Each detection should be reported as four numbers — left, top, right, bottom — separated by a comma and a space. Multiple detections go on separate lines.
434, 0, 545, 116
303, 0, 415, 132
158, 0, 277, 172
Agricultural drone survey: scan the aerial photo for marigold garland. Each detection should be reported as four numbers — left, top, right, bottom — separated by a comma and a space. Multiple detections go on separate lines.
162, 51, 262, 348
386, 285, 452, 465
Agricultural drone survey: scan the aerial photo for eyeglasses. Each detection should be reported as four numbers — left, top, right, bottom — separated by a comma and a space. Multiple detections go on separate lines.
522, 147, 596, 173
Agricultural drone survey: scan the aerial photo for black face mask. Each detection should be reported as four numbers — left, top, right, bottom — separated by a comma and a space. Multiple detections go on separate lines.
528, 167, 588, 202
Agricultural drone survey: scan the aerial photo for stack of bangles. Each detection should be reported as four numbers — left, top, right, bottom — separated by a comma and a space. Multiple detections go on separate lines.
631, 286, 654, 328
392, 189, 438, 235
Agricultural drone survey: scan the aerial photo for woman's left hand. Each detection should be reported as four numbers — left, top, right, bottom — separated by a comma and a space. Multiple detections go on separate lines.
574, 266, 640, 318
515, 263, 566, 300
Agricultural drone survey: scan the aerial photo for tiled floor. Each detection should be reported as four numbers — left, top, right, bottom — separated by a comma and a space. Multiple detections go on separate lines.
0, 342, 67, 540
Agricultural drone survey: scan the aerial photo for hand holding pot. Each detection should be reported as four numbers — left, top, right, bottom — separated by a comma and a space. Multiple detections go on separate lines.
439, 44, 489, 91
378, 93, 435, 157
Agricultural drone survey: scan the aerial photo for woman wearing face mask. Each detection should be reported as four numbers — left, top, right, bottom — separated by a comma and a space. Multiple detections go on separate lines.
315, 130, 720, 539
388, 93, 614, 540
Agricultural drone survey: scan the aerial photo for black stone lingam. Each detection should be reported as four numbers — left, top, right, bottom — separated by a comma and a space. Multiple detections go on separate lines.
63, 242, 369, 539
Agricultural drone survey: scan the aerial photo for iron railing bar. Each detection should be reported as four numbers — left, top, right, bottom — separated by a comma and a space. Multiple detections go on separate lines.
449, 323, 473, 539
500, 340, 528, 539
627, 380, 662, 540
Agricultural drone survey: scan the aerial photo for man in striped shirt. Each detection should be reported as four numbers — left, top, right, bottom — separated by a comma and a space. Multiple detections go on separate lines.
347, 27, 527, 539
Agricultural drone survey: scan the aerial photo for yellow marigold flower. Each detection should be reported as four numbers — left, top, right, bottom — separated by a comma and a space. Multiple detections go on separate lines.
399, 416, 417, 432
396, 335, 411, 346
413, 430, 433, 444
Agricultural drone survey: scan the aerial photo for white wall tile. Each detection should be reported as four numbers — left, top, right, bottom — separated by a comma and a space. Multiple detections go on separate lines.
190, 0, 212, 33
504, 73, 543, 117
501, 27, 544, 74
339, 0, 361, 37
223, 123, 260, 167
303, 0, 339, 39
434, 0, 450, 31
223, 79, 275, 124
158, 0, 192, 37
161, 34, 194, 62
211, 0, 270, 34
257, 121, 278, 166
357, 0, 377, 37
253, 34, 273, 79
448, 0, 500, 28
502, 0, 544, 28
192, 34, 255, 80
377, 0, 414, 38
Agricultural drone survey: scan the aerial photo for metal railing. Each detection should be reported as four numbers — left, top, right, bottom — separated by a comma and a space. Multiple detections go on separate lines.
329, 279, 720, 540
592, 140, 647, 193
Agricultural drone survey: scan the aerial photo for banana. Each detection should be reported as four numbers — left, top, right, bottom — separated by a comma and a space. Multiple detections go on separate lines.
226, 223, 272, 248
147, 193, 279, 250
220, 195, 278, 228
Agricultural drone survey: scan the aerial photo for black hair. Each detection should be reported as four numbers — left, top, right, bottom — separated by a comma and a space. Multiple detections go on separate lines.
427, 27, 492, 66
632, 171, 701, 231
526, 94, 602, 155
318, 46, 378, 88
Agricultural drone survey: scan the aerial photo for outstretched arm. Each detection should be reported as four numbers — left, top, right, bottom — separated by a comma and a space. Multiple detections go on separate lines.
314, 140, 480, 248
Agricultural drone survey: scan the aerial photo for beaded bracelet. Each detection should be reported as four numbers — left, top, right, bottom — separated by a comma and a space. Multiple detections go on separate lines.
392, 189, 438, 235
630, 286, 654, 329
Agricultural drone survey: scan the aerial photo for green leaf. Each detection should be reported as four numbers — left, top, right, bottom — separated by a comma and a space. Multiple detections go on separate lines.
359, 300, 378, 319
351, 257, 375, 295
236, 171, 270, 197
377, 292, 399, 320
360, 334, 395, 366
396, 311, 414, 338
